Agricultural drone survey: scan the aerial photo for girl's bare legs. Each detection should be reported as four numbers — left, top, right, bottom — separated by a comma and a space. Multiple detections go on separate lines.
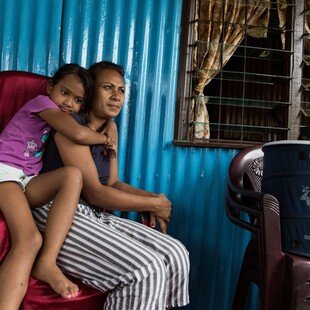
0, 182, 42, 310
25, 166, 82, 299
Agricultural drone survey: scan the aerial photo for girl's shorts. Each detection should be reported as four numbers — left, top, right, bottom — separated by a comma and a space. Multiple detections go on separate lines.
0, 163, 35, 191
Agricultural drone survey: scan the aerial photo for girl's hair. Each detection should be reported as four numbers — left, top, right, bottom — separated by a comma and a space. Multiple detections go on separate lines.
51, 63, 93, 104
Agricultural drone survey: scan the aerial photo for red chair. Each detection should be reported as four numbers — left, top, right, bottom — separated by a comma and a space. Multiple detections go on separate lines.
0, 70, 107, 309
226, 145, 310, 310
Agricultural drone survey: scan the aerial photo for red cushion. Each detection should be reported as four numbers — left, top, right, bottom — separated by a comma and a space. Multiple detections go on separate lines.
0, 212, 10, 262
21, 278, 105, 310
0, 71, 107, 308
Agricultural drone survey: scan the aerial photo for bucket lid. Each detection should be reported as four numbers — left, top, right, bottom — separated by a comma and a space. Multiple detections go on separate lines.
263, 140, 310, 147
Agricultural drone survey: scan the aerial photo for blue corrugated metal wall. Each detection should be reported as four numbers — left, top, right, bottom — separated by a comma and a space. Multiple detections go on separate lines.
0, 0, 259, 308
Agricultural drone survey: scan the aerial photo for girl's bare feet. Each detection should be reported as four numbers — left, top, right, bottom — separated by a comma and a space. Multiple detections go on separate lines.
31, 258, 79, 298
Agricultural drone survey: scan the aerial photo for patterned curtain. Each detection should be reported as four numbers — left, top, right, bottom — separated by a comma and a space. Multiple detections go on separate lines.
277, 0, 288, 49
191, 0, 287, 139
303, 1, 310, 90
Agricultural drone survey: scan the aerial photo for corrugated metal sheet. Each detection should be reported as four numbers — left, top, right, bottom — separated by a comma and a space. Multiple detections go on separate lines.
0, 0, 259, 308
0, 0, 62, 74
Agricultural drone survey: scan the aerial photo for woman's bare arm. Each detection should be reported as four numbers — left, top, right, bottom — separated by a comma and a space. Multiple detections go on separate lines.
106, 148, 170, 232
105, 125, 157, 197
54, 132, 171, 220
111, 180, 157, 197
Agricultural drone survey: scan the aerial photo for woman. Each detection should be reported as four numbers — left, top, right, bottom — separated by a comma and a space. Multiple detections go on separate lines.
33, 61, 190, 309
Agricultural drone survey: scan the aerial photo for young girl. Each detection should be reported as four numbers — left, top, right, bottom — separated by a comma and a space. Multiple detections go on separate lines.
0, 64, 114, 309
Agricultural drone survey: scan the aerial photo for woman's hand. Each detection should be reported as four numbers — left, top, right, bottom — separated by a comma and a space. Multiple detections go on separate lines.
141, 212, 169, 234
152, 193, 172, 222
150, 213, 169, 234
141, 194, 171, 233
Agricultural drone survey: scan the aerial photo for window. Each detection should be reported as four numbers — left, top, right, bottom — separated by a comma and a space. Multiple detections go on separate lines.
175, 0, 307, 148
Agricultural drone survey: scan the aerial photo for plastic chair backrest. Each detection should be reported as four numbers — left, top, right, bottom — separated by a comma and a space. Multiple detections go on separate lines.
229, 145, 264, 191
226, 145, 288, 310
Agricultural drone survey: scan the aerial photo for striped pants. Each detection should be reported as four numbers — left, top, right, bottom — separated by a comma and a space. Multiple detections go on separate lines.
32, 203, 190, 310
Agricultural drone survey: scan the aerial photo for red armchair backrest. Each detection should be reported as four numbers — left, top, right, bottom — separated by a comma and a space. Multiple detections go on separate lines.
0, 70, 49, 259
0, 70, 108, 309
0, 71, 49, 132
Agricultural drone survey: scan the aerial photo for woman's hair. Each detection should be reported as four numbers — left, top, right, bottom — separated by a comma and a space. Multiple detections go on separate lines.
88, 61, 124, 82
51, 63, 93, 104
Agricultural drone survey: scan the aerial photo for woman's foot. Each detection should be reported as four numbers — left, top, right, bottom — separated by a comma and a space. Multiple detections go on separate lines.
31, 258, 79, 298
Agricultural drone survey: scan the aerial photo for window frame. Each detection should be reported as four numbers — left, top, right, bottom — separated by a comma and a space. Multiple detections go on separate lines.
174, 0, 303, 149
